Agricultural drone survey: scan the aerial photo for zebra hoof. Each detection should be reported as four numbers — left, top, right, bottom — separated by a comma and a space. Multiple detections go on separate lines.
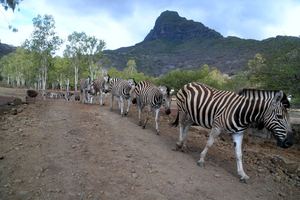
239, 178, 248, 184
239, 175, 250, 183
175, 142, 183, 149
180, 145, 190, 153
197, 160, 205, 167
156, 130, 160, 135
124, 112, 128, 116
138, 121, 142, 126
142, 125, 146, 129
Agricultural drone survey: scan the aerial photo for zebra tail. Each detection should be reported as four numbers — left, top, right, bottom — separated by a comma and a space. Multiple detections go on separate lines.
171, 111, 179, 127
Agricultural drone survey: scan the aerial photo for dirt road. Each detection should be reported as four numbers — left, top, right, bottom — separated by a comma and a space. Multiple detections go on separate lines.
0, 100, 299, 200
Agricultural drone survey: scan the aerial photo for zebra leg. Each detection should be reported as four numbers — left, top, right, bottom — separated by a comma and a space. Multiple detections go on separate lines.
143, 106, 151, 129
110, 95, 114, 111
176, 112, 192, 151
138, 106, 143, 126
232, 133, 249, 182
89, 94, 93, 104
197, 127, 221, 167
124, 98, 131, 116
120, 97, 125, 116
154, 108, 160, 135
99, 92, 105, 106
81, 90, 85, 103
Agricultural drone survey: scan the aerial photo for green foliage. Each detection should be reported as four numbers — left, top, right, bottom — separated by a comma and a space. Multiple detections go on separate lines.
156, 64, 229, 91
108, 59, 154, 83
231, 52, 300, 106
24, 15, 62, 55
0, 48, 35, 86
246, 53, 266, 87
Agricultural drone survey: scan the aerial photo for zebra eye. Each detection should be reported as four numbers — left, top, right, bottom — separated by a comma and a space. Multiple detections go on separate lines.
277, 114, 283, 119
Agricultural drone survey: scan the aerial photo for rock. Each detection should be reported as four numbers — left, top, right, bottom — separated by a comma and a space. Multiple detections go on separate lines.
13, 98, 23, 105
284, 163, 299, 174
132, 173, 138, 179
274, 175, 282, 182
14, 179, 23, 184
17, 108, 24, 113
278, 192, 286, 197
11, 108, 18, 115
257, 168, 264, 173
214, 174, 221, 178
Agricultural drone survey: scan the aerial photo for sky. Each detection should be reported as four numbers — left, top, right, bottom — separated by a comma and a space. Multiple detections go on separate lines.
1, 0, 300, 53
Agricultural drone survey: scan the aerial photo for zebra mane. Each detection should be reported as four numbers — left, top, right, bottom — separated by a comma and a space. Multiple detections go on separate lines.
238, 88, 290, 108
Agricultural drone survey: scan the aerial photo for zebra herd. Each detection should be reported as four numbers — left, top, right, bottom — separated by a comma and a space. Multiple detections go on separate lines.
79, 75, 294, 182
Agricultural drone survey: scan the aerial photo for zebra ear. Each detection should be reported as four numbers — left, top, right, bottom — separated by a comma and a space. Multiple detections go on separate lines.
273, 91, 283, 104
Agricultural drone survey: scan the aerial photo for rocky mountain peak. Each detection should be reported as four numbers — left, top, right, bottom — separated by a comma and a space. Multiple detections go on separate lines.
144, 10, 223, 42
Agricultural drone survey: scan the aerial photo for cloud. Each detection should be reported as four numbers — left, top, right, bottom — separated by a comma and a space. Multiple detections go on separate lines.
1, 0, 300, 52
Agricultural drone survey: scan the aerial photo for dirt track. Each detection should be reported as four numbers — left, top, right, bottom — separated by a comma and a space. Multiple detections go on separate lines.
0, 99, 300, 200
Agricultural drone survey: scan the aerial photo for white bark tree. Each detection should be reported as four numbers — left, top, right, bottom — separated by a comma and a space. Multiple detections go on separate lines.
23, 14, 62, 98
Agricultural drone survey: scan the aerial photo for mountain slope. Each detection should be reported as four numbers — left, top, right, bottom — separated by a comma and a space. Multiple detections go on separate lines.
104, 10, 300, 76
0, 43, 16, 58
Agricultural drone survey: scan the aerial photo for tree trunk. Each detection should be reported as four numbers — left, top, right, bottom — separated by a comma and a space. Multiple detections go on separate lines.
74, 65, 78, 92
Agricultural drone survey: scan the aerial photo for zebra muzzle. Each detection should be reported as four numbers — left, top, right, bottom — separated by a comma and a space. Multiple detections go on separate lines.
277, 131, 294, 148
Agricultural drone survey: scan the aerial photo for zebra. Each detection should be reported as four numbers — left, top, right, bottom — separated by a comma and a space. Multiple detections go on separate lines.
90, 74, 111, 106
172, 82, 293, 181
79, 76, 94, 104
108, 77, 136, 116
132, 80, 173, 135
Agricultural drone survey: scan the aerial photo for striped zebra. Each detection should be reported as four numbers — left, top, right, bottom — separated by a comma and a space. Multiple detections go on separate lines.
173, 82, 293, 181
79, 76, 94, 104
132, 80, 173, 134
90, 75, 110, 106
108, 77, 136, 116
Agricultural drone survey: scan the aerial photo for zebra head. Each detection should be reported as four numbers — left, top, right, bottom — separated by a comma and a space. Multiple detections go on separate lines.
127, 78, 137, 94
159, 86, 173, 115
263, 91, 293, 148
89, 80, 96, 95
127, 78, 137, 87
103, 74, 111, 93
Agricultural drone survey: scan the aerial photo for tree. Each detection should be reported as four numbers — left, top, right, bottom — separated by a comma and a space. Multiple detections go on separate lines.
1, 0, 22, 32
64, 31, 87, 92
49, 56, 72, 90
1, 0, 21, 11
23, 14, 62, 95
84, 36, 105, 80
123, 59, 137, 78
246, 53, 267, 87
0, 48, 35, 87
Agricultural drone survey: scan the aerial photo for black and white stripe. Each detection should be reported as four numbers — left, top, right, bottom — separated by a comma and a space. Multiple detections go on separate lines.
238, 88, 291, 131
238, 88, 290, 108
173, 82, 293, 181
133, 80, 172, 134
79, 76, 93, 104
108, 77, 136, 116
90, 75, 110, 106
